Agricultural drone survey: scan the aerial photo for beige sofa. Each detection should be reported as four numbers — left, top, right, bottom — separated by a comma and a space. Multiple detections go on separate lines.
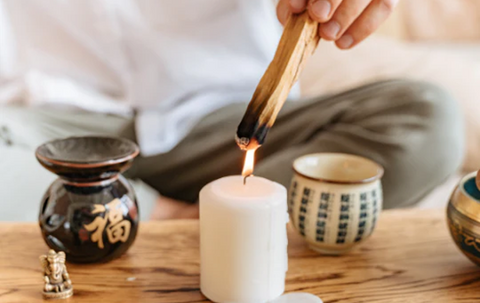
299, 0, 480, 207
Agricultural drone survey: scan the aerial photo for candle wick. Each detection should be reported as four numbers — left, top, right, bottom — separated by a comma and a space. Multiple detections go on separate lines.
243, 174, 253, 185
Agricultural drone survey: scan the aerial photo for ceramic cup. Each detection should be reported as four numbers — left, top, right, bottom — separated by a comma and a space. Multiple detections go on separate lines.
289, 153, 384, 255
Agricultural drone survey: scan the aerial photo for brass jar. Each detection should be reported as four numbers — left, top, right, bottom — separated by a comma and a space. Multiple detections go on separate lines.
447, 171, 480, 266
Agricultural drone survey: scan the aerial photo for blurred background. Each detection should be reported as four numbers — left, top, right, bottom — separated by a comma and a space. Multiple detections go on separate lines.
1, 0, 479, 219
300, 0, 480, 208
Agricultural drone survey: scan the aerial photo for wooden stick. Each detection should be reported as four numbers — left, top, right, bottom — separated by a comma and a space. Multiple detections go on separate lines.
236, 11, 320, 150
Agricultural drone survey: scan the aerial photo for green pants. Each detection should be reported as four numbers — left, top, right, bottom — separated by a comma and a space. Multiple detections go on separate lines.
0, 80, 464, 221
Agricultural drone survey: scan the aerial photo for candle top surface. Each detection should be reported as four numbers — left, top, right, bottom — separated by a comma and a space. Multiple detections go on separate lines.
210, 176, 285, 200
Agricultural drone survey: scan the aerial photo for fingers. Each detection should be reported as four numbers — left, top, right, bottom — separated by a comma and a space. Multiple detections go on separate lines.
319, 0, 371, 41
278, 0, 397, 50
308, 0, 342, 23
335, 0, 399, 49
277, 0, 292, 25
289, 0, 308, 13
278, 0, 309, 25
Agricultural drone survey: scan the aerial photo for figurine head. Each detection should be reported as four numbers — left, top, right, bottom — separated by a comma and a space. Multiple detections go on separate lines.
40, 250, 66, 279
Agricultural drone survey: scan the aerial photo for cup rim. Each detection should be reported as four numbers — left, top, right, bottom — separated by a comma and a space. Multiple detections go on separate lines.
35, 136, 139, 168
292, 153, 384, 185
460, 171, 480, 202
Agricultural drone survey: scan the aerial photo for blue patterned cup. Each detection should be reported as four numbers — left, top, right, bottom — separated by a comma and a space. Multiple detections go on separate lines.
289, 153, 384, 255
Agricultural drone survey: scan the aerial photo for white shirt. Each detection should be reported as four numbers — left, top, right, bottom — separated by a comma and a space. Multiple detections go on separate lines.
0, 0, 283, 155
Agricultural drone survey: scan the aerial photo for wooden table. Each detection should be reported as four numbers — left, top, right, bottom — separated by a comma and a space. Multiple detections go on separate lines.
1, 209, 479, 303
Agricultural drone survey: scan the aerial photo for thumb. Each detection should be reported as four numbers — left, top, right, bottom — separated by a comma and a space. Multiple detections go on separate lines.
277, 0, 292, 25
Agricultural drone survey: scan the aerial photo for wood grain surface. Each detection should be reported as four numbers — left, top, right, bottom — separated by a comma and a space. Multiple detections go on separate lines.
1, 209, 480, 303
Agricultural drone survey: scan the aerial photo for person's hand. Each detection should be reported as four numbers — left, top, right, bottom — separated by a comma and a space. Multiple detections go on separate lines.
277, 0, 399, 49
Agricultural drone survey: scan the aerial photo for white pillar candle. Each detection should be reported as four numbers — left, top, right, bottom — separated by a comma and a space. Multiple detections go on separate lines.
200, 175, 288, 303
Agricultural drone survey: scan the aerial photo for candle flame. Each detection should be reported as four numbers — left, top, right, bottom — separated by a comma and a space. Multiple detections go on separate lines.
242, 149, 255, 177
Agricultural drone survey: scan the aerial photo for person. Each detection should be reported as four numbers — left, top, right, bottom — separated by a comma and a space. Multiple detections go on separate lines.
0, 0, 464, 221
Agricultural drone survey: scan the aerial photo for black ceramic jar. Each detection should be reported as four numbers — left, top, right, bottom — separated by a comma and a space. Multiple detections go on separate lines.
36, 136, 140, 263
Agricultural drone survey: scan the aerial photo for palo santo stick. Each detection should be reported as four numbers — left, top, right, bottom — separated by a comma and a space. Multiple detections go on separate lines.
236, 11, 320, 150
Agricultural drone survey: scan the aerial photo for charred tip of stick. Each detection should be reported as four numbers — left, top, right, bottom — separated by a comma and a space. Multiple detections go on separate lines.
235, 135, 250, 151
243, 174, 253, 185
235, 136, 261, 151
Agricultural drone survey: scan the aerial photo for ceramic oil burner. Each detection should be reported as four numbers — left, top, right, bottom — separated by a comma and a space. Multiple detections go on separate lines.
36, 136, 139, 263
447, 171, 480, 266
289, 153, 384, 255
